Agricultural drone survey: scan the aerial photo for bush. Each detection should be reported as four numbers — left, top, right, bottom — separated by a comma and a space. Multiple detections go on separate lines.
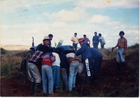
1, 48, 6, 54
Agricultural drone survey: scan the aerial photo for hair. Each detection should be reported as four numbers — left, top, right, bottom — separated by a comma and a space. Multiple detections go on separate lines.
99, 33, 102, 36
74, 33, 77, 35
94, 32, 97, 34
83, 34, 86, 37
48, 34, 53, 37
119, 31, 125, 35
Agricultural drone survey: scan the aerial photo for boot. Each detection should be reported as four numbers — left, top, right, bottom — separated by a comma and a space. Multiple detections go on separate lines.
31, 82, 35, 95
114, 62, 120, 71
122, 62, 125, 69
34, 83, 41, 93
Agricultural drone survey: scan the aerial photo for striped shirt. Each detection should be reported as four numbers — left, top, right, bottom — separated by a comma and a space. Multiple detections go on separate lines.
29, 50, 43, 63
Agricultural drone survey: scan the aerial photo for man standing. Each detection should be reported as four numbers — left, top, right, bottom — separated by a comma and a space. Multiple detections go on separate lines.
48, 34, 53, 48
92, 32, 99, 49
99, 33, 106, 49
112, 31, 127, 70
71, 33, 78, 51
83, 34, 90, 45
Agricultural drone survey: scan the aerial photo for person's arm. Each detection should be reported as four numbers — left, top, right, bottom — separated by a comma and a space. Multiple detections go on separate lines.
112, 39, 119, 50
92, 37, 94, 45
88, 38, 90, 44
75, 44, 86, 56
123, 39, 127, 54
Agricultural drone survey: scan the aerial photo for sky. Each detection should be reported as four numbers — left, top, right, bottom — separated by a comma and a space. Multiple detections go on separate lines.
0, 0, 139, 48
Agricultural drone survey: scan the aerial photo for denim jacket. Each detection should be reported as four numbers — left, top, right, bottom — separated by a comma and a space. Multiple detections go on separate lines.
75, 43, 92, 61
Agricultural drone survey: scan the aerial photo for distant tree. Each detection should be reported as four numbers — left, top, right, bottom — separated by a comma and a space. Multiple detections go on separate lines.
57, 40, 63, 46
1, 48, 6, 54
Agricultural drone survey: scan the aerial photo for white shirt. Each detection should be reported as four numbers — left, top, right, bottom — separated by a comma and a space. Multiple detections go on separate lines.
52, 52, 60, 66
66, 53, 75, 59
99, 36, 106, 44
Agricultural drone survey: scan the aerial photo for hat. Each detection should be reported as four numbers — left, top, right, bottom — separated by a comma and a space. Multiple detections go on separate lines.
78, 38, 84, 42
43, 36, 50, 41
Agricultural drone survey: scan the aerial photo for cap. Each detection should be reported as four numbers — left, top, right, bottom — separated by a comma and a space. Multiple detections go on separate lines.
78, 38, 84, 42
43, 36, 50, 41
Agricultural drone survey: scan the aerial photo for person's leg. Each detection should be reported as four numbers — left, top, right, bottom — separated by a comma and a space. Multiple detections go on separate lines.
93, 57, 102, 82
115, 49, 121, 70
75, 44, 77, 51
47, 65, 54, 94
55, 66, 60, 89
52, 66, 56, 89
73, 62, 79, 88
69, 64, 75, 91
42, 65, 47, 94
120, 48, 125, 69
60, 68, 68, 91
33, 64, 41, 93
72, 43, 75, 50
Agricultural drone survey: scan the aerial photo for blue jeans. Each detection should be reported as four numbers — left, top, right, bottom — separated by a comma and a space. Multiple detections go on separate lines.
42, 65, 53, 94
116, 48, 125, 63
60, 68, 68, 91
69, 61, 79, 91
73, 43, 77, 51
93, 43, 98, 49
52, 66, 60, 89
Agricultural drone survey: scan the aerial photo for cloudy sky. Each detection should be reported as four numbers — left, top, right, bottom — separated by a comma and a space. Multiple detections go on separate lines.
1, 0, 139, 48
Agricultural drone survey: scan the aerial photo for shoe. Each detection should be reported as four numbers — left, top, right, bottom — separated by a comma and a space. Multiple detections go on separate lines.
31, 82, 35, 95
34, 83, 41, 93
114, 63, 120, 71
49, 92, 54, 95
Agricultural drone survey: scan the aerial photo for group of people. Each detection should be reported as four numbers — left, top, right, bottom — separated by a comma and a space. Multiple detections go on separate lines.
71, 32, 106, 51
27, 30, 127, 95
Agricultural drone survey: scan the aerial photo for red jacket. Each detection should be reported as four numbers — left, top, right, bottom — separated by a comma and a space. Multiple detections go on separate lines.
42, 52, 55, 67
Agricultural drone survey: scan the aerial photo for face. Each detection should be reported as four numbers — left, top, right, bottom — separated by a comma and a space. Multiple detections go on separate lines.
79, 41, 84, 46
74, 34, 77, 37
43, 40, 50, 46
49, 37, 53, 40
120, 33, 124, 38
95, 33, 97, 36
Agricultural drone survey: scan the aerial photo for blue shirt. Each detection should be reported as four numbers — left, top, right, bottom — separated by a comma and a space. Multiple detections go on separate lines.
92, 36, 99, 44
89, 48, 102, 59
75, 43, 92, 61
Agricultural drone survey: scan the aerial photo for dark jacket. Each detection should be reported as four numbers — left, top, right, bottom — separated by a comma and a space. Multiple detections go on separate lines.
59, 54, 69, 69
75, 43, 92, 61
89, 48, 102, 59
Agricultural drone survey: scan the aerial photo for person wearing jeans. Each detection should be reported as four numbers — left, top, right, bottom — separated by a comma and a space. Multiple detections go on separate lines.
52, 49, 61, 90
42, 65, 53, 94
112, 31, 127, 70
66, 52, 80, 91
69, 61, 79, 91
71, 33, 78, 51
42, 51, 55, 94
